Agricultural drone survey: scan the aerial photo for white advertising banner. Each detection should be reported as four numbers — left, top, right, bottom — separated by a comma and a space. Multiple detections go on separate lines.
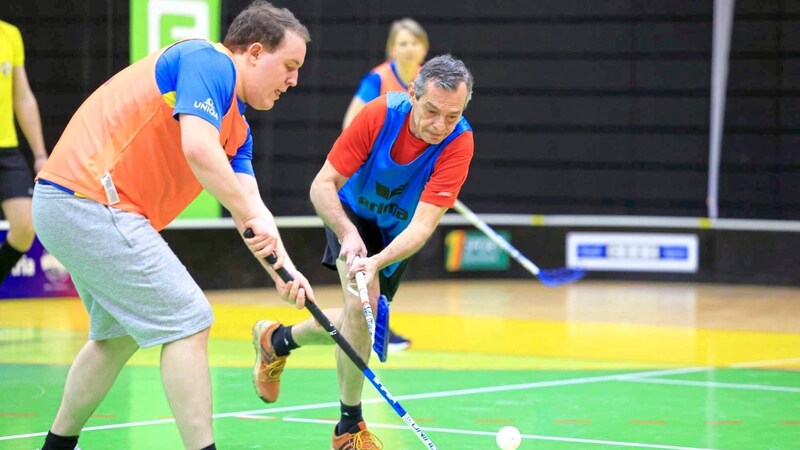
567, 232, 699, 273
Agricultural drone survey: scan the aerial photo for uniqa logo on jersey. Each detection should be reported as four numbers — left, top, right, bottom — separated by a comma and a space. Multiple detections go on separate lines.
130, 0, 221, 63
194, 98, 219, 120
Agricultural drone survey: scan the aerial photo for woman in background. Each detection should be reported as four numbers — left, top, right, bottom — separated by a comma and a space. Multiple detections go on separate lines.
342, 18, 429, 129
341, 18, 430, 352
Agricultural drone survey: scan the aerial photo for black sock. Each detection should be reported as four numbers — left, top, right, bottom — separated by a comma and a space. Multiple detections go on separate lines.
271, 324, 299, 357
42, 431, 79, 450
199, 444, 216, 450
336, 401, 363, 435
0, 240, 24, 282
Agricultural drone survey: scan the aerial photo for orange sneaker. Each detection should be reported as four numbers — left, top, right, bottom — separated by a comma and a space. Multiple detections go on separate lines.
252, 320, 288, 403
330, 422, 383, 450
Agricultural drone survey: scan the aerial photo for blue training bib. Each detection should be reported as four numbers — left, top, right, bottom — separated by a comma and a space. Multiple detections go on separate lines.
339, 92, 471, 276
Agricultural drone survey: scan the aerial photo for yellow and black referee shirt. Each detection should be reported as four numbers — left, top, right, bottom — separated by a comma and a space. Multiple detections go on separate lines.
0, 20, 24, 148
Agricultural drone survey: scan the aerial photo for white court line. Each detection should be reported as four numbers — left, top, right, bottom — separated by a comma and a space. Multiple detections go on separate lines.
284, 417, 716, 450
730, 357, 800, 369
0, 366, 705, 442
235, 414, 277, 420
0, 403, 343, 442
0, 418, 178, 441
389, 366, 706, 402
620, 377, 800, 393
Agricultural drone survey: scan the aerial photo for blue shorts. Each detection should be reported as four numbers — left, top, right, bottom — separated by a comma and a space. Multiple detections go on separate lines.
31, 183, 213, 347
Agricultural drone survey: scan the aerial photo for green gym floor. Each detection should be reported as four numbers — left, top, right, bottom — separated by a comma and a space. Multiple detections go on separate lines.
1, 280, 799, 449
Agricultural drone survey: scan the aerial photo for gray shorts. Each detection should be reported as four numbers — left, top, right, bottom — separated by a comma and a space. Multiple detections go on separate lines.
31, 183, 213, 348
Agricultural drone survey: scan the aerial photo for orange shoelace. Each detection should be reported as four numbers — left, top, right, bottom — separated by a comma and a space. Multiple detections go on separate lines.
353, 429, 383, 449
258, 356, 286, 382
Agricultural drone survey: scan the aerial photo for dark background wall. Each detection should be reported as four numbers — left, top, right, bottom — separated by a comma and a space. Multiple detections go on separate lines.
723, 1, 800, 219
5, 0, 798, 220
4, 0, 800, 288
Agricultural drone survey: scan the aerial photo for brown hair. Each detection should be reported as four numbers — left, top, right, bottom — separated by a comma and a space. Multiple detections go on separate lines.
223, 1, 310, 53
385, 18, 429, 60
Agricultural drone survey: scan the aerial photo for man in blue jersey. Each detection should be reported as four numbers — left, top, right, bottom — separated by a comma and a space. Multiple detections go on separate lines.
35, 2, 314, 449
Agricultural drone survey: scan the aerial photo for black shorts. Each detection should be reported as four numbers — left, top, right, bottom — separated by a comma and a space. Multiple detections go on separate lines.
321, 203, 410, 302
0, 148, 34, 202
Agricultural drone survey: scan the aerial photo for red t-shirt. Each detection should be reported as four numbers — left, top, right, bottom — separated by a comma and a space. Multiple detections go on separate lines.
328, 96, 473, 207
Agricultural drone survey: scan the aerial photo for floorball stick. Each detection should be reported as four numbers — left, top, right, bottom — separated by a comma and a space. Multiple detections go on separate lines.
453, 199, 586, 286
244, 230, 437, 449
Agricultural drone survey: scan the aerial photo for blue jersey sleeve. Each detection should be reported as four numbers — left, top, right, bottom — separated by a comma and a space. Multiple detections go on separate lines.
231, 130, 255, 177
167, 44, 236, 131
354, 72, 382, 103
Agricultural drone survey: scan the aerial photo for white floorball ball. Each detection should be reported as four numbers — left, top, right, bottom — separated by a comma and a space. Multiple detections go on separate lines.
496, 425, 521, 450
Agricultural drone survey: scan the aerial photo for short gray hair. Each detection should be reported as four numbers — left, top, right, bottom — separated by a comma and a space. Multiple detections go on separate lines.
413, 54, 474, 107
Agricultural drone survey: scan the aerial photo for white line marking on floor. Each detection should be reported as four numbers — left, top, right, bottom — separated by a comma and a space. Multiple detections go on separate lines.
4, 362, 785, 444
620, 377, 800, 393
284, 417, 717, 450
1, 366, 704, 442
235, 414, 276, 420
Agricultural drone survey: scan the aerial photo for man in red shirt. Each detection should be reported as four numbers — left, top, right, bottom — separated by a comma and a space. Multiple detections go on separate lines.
252, 54, 474, 448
